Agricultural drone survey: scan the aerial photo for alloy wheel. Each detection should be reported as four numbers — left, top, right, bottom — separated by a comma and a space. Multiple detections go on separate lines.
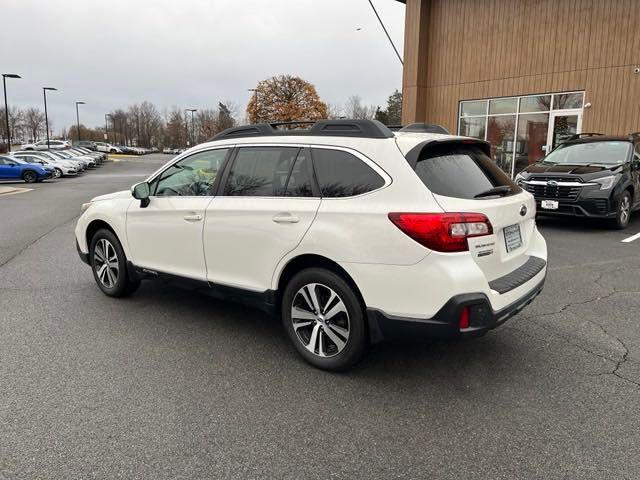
620, 195, 630, 225
93, 238, 119, 288
54, 169, 62, 178
291, 283, 350, 358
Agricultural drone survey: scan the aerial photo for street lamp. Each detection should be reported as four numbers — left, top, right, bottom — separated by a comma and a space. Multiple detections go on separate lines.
42, 87, 57, 149
104, 114, 111, 144
75, 101, 86, 142
248, 88, 259, 123
2, 73, 21, 150
186, 108, 197, 146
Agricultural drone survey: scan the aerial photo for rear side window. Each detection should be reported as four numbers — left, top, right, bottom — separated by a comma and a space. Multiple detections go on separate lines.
414, 144, 520, 199
224, 147, 299, 196
312, 148, 384, 197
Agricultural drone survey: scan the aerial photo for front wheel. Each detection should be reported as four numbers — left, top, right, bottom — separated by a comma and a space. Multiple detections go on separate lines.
54, 168, 62, 178
281, 268, 367, 371
22, 170, 37, 183
89, 229, 140, 297
612, 191, 632, 229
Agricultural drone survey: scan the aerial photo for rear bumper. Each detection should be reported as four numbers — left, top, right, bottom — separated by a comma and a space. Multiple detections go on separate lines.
366, 277, 545, 343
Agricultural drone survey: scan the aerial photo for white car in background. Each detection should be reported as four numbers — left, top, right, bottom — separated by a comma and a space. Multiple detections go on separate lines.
95, 142, 122, 154
22, 139, 71, 151
34, 150, 86, 171
51, 149, 96, 168
75, 119, 547, 371
11, 151, 78, 178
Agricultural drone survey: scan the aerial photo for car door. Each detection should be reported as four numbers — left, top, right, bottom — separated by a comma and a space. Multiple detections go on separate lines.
204, 146, 321, 292
0, 157, 22, 179
125, 147, 230, 280
633, 144, 640, 207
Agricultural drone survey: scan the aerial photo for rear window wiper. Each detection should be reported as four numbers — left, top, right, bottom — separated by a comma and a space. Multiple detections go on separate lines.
473, 185, 512, 198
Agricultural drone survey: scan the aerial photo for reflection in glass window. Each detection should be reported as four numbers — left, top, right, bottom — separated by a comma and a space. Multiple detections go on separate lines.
224, 147, 299, 196
489, 98, 517, 115
519, 95, 551, 113
460, 100, 487, 117
154, 148, 228, 196
283, 149, 315, 197
459, 117, 486, 140
553, 92, 584, 110
487, 115, 516, 176
514, 113, 549, 174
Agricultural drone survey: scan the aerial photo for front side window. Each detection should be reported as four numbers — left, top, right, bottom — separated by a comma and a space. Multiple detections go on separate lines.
414, 144, 521, 200
153, 148, 228, 196
223, 147, 300, 196
312, 148, 385, 197
542, 141, 632, 166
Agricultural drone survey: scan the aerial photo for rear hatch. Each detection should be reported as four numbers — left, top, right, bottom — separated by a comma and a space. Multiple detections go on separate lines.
405, 139, 537, 282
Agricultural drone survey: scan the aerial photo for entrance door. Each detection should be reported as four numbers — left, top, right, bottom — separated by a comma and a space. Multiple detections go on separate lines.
547, 110, 582, 151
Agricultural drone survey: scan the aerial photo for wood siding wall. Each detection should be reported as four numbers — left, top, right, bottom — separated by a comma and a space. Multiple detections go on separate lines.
401, 0, 640, 135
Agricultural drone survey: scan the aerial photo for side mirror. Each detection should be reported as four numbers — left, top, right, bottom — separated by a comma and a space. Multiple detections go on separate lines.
131, 182, 150, 208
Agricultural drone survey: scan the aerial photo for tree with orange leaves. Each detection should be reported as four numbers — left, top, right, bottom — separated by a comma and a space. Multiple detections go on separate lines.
246, 75, 328, 124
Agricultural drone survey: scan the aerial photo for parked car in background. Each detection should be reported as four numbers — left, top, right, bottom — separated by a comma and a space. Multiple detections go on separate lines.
11, 151, 78, 178
162, 148, 173, 154
95, 142, 123, 154
69, 147, 104, 165
0, 155, 53, 183
52, 149, 96, 168
22, 139, 71, 151
75, 120, 547, 371
33, 150, 86, 172
74, 140, 98, 151
516, 133, 640, 229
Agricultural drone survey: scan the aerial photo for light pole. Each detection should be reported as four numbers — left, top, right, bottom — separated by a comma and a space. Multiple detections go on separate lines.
2, 73, 21, 150
75, 101, 86, 142
43, 87, 57, 149
186, 108, 197, 146
248, 88, 259, 123
104, 114, 111, 144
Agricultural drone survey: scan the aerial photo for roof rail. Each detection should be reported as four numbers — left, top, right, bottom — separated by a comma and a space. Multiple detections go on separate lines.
398, 123, 450, 135
211, 119, 395, 141
565, 132, 604, 141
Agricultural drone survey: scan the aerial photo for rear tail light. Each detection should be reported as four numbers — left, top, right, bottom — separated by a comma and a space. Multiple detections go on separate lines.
459, 306, 470, 329
388, 212, 493, 252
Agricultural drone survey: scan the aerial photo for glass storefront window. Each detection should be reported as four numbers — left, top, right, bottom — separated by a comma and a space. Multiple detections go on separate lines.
459, 117, 486, 140
489, 98, 517, 115
486, 115, 516, 175
519, 95, 551, 113
460, 100, 487, 117
514, 113, 549, 174
553, 92, 583, 110
458, 91, 584, 177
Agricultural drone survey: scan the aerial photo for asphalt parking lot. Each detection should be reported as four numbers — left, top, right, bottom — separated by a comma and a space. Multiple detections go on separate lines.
1, 154, 639, 479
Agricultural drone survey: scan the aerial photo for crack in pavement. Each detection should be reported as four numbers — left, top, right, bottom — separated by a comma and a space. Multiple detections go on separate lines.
0, 214, 80, 269
511, 269, 640, 388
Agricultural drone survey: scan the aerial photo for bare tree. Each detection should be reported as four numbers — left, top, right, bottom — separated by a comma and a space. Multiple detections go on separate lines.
345, 96, 376, 120
23, 108, 45, 141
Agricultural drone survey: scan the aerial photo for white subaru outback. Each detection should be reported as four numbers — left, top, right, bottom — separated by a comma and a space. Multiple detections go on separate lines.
75, 120, 547, 370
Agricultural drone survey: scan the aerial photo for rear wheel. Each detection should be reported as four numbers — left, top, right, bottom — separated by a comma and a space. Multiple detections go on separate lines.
612, 191, 632, 229
89, 229, 140, 297
281, 268, 367, 371
22, 170, 37, 183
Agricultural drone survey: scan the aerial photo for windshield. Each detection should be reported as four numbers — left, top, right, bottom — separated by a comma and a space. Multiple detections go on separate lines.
543, 141, 631, 165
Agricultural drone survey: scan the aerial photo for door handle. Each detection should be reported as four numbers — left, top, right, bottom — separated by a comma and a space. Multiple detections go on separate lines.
272, 213, 300, 223
183, 214, 203, 222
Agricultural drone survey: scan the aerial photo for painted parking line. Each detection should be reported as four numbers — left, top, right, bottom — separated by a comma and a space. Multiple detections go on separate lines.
622, 232, 640, 243
0, 186, 33, 197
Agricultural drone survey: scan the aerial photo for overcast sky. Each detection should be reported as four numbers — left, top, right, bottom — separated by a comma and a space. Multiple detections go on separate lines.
1, 0, 405, 133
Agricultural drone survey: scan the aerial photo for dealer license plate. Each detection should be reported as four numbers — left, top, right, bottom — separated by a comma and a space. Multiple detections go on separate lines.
504, 224, 523, 253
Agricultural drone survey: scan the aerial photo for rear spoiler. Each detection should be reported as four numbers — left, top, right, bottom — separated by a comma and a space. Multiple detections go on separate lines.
404, 138, 491, 169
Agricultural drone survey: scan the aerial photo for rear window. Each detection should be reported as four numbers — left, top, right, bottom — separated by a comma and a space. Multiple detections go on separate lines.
414, 144, 520, 199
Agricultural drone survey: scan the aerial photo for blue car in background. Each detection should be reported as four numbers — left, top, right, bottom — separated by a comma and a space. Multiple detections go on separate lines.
0, 155, 53, 183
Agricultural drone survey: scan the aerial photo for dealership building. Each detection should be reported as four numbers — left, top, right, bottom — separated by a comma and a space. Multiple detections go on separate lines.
398, 0, 640, 176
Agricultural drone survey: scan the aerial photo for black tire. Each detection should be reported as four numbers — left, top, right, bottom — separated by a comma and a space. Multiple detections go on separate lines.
54, 168, 63, 178
89, 228, 140, 297
109, 149, 116, 153
281, 268, 367, 371
612, 191, 632, 229
22, 170, 37, 183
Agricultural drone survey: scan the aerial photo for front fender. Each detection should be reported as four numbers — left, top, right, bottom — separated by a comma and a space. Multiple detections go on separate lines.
75, 197, 134, 257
